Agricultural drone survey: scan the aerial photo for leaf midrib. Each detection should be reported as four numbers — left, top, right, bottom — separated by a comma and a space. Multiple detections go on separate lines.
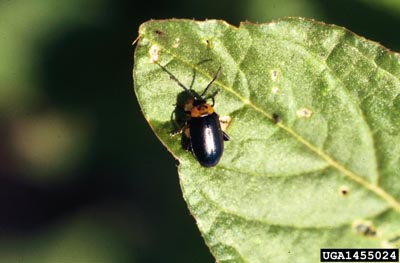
140, 29, 400, 213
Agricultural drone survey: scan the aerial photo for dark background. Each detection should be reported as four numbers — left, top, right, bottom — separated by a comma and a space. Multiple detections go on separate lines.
1, 0, 399, 262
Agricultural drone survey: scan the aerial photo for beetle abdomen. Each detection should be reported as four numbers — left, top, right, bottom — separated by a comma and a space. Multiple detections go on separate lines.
189, 112, 224, 167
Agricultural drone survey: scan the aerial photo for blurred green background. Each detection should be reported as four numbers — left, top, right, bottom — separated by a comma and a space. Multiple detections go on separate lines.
1, 0, 399, 262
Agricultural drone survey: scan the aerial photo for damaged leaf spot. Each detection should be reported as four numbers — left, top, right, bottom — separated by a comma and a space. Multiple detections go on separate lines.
271, 69, 279, 81
338, 185, 350, 197
219, 115, 232, 132
149, 44, 160, 63
204, 39, 212, 49
352, 220, 377, 237
296, 107, 313, 118
155, 29, 164, 36
271, 86, 279, 94
173, 38, 180, 48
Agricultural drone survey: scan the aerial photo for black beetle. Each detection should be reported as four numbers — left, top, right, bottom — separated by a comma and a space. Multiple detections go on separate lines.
157, 63, 229, 167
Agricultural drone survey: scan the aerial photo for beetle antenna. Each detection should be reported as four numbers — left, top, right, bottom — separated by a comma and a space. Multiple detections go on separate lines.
200, 66, 221, 97
156, 63, 199, 99
189, 59, 213, 89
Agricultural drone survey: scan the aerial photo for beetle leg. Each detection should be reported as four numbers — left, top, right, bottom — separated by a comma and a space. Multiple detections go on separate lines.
182, 138, 192, 151
170, 126, 184, 136
180, 125, 191, 151
170, 99, 192, 135
170, 122, 189, 137
170, 108, 181, 131
170, 109, 187, 134
219, 115, 231, 141
223, 131, 230, 141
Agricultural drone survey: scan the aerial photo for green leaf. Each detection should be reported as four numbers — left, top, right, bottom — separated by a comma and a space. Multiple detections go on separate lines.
133, 18, 400, 263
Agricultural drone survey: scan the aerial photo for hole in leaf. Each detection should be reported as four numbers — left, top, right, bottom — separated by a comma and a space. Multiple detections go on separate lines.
149, 44, 160, 63
296, 107, 313, 118
338, 185, 350, 197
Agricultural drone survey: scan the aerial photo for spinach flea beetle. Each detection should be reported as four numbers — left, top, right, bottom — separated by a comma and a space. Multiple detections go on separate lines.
157, 63, 230, 167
